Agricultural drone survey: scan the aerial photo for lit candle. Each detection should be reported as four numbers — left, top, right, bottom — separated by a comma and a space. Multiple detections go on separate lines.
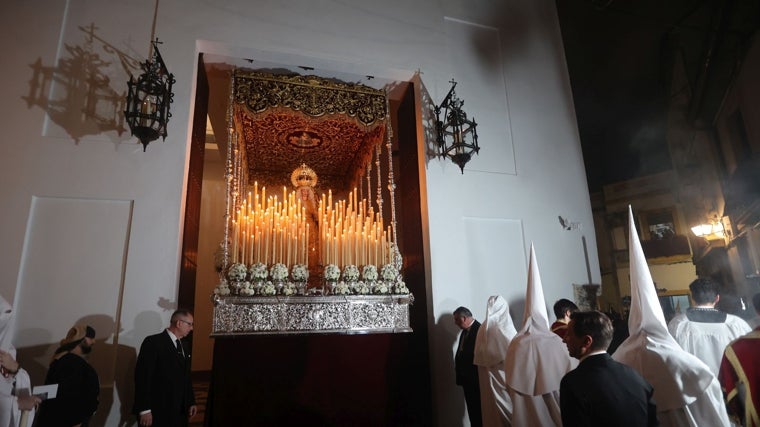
264, 222, 269, 264
305, 223, 309, 265
232, 219, 238, 263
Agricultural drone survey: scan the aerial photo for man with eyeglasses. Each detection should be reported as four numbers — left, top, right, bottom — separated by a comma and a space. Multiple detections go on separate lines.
134, 309, 197, 426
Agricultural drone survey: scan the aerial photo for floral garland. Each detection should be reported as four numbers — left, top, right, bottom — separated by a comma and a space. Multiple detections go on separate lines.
214, 261, 406, 297
380, 264, 398, 282
270, 263, 289, 282
343, 265, 360, 282
292, 264, 309, 282
334, 281, 351, 295
362, 265, 378, 282
227, 263, 248, 282
249, 262, 268, 281
324, 264, 341, 281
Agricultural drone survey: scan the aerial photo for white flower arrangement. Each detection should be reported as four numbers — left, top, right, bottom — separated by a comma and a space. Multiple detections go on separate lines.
343, 265, 360, 282
270, 263, 289, 282
373, 282, 390, 294
393, 281, 410, 294
292, 264, 309, 282
281, 283, 297, 296
362, 265, 378, 282
333, 281, 351, 295
239, 281, 255, 296
324, 264, 341, 281
353, 281, 371, 295
227, 263, 248, 282
249, 262, 268, 281
259, 281, 277, 296
380, 264, 398, 282
214, 282, 231, 296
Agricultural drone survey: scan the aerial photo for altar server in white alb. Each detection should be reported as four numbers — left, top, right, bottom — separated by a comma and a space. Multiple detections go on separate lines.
473, 295, 517, 426
504, 244, 576, 427
667, 276, 751, 376
612, 206, 730, 427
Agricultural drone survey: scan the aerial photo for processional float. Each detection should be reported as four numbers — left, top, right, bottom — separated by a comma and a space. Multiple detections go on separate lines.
211, 69, 412, 335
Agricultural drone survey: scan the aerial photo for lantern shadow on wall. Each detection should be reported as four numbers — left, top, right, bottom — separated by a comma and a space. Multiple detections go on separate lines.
23, 23, 144, 145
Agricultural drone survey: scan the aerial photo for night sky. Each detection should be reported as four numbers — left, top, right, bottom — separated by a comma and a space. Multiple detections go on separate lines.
554, 0, 745, 192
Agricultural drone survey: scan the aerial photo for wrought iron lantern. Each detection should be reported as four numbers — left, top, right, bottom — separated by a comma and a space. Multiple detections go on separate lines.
124, 39, 175, 151
434, 80, 480, 173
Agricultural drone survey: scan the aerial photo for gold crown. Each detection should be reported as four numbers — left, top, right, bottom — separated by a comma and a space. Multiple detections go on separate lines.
291, 163, 318, 188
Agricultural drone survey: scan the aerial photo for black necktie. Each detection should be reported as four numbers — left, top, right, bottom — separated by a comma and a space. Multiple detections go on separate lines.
176, 339, 184, 357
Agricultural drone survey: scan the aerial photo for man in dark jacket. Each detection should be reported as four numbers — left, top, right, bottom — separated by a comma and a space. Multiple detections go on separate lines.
454, 306, 482, 427
560, 311, 658, 427
134, 309, 196, 427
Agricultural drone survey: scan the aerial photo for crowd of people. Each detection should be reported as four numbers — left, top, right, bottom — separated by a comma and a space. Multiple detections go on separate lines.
0, 304, 197, 427
454, 209, 760, 427
455, 288, 759, 427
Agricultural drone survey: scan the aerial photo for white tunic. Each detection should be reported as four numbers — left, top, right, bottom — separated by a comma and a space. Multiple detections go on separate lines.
668, 311, 752, 376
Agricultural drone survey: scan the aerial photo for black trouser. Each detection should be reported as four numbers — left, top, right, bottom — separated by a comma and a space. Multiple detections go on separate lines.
462, 382, 482, 427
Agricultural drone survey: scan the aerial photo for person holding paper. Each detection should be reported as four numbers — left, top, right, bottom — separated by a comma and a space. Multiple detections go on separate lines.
133, 309, 197, 427
1, 294, 41, 427
35, 324, 99, 427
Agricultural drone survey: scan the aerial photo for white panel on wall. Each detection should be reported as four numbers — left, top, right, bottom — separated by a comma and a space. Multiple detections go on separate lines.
14, 196, 132, 391
444, 17, 515, 175
462, 217, 525, 319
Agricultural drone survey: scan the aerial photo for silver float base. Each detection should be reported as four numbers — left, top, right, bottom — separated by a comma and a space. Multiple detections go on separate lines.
211, 295, 413, 336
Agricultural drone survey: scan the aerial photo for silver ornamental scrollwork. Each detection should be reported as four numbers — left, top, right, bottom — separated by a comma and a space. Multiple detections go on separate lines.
211, 296, 411, 335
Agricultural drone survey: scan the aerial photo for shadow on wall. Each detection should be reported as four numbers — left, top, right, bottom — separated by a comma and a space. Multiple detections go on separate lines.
414, 76, 441, 166
74, 313, 137, 427
23, 22, 142, 145
434, 312, 466, 427
16, 310, 165, 427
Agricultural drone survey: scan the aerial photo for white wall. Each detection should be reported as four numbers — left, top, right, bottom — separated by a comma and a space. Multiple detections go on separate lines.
0, 1, 598, 425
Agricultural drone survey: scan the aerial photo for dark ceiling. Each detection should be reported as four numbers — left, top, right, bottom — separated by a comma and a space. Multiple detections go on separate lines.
556, 0, 760, 192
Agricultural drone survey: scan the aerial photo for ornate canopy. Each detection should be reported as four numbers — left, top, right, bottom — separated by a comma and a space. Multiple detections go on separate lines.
232, 70, 388, 192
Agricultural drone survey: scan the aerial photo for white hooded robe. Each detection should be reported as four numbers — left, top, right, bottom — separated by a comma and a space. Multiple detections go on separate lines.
504, 245, 576, 427
474, 295, 517, 426
612, 207, 730, 427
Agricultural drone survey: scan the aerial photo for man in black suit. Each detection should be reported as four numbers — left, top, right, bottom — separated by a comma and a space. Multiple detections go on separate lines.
134, 309, 197, 427
454, 306, 482, 427
560, 310, 658, 427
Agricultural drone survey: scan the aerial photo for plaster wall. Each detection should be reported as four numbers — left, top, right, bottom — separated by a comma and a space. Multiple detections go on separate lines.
0, 1, 598, 425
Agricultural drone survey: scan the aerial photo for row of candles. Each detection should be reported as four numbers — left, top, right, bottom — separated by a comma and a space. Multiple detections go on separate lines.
231, 183, 309, 266
229, 183, 395, 268
319, 188, 394, 267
